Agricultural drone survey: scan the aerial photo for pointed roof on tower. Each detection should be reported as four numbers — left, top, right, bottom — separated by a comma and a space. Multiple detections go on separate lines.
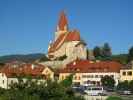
58, 11, 68, 31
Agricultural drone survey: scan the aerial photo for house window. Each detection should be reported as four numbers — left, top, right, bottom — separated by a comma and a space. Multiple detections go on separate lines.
78, 76, 81, 80
45, 70, 48, 74
95, 75, 98, 78
111, 75, 114, 78
89, 75, 94, 78
127, 71, 132, 76
62, 76, 65, 80
74, 76, 77, 80
3, 80, 4, 84
82, 75, 85, 78
122, 72, 126, 76
11, 80, 14, 84
100, 75, 103, 78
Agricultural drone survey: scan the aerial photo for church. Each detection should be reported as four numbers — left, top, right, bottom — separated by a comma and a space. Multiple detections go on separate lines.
47, 12, 87, 63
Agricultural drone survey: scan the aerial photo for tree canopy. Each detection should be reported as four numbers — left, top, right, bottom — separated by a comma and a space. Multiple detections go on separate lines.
127, 46, 133, 62
101, 75, 115, 89
0, 76, 84, 100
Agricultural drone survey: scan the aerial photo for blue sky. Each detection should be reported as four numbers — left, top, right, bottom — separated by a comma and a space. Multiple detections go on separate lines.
0, 0, 133, 56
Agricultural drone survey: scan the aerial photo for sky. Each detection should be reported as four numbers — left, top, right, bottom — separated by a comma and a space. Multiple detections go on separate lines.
0, 0, 133, 56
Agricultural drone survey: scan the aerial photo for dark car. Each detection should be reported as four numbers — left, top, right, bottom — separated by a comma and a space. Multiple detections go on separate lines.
72, 85, 86, 95
104, 87, 114, 92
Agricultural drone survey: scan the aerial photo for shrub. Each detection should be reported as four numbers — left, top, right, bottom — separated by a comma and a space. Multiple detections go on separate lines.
106, 96, 123, 100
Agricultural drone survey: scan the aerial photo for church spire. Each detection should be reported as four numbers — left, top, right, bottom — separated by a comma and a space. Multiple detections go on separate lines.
58, 11, 68, 31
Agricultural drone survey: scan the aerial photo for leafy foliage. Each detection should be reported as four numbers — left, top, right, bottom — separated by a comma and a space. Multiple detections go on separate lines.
127, 46, 133, 62
60, 74, 73, 88
38, 55, 50, 62
117, 80, 133, 92
117, 80, 129, 90
110, 54, 128, 64
93, 43, 112, 60
106, 96, 123, 100
101, 75, 115, 89
0, 76, 84, 100
102, 43, 112, 57
93, 46, 102, 58
129, 80, 133, 92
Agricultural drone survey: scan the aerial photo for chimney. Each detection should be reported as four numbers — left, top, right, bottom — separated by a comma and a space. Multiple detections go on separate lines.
96, 60, 100, 63
31, 64, 35, 69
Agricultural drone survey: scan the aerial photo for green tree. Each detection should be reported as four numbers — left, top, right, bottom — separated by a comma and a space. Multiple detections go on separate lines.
129, 80, 133, 92
60, 74, 73, 88
93, 46, 102, 58
0, 76, 84, 100
128, 46, 133, 62
117, 80, 129, 90
110, 54, 128, 64
102, 43, 112, 58
39, 55, 50, 62
101, 75, 115, 89
106, 96, 123, 100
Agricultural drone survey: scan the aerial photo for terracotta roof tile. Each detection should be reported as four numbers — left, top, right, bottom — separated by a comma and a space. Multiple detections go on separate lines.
48, 30, 80, 53
59, 59, 122, 73
0, 63, 46, 78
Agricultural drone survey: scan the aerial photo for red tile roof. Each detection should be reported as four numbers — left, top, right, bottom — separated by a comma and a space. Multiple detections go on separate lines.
65, 30, 80, 41
48, 30, 80, 53
59, 59, 122, 73
0, 63, 46, 78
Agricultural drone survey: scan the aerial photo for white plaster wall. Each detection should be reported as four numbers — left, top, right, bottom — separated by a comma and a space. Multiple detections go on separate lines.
59, 72, 120, 86
81, 72, 120, 86
0, 73, 8, 89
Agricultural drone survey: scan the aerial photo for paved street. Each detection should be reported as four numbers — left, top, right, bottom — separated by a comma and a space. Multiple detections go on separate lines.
84, 93, 133, 100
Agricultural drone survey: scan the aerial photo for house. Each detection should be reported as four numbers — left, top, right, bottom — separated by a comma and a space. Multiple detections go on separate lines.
59, 59, 122, 86
120, 61, 133, 81
0, 63, 54, 89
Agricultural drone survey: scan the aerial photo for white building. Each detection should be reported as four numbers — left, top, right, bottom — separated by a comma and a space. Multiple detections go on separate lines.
120, 61, 133, 82
0, 63, 54, 89
59, 59, 122, 86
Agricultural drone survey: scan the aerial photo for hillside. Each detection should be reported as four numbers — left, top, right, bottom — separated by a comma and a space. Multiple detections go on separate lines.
0, 53, 45, 63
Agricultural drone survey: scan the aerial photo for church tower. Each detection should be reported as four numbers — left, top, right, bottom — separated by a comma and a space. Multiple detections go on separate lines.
47, 11, 87, 62
55, 11, 68, 40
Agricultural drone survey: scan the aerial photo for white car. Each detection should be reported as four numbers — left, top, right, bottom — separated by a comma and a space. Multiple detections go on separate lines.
84, 86, 106, 96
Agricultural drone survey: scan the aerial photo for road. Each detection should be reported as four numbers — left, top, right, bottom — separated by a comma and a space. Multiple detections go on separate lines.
84, 93, 133, 100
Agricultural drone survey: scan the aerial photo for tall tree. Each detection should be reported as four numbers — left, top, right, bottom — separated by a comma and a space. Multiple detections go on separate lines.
128, 46, 133, 62
93, 46, 102, 58
102, 43, 112, 57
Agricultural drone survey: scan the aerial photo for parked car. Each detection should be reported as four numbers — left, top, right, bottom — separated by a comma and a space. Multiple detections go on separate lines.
72, 85, 86, 94
117, 90, 132, 95
103, 87, 115, 92
84, 86, 106, 96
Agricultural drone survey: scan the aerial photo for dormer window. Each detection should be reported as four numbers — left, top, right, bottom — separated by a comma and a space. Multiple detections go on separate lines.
104, 68, 108, 72
73, 62, 76, 65
76, 68, 80, 71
